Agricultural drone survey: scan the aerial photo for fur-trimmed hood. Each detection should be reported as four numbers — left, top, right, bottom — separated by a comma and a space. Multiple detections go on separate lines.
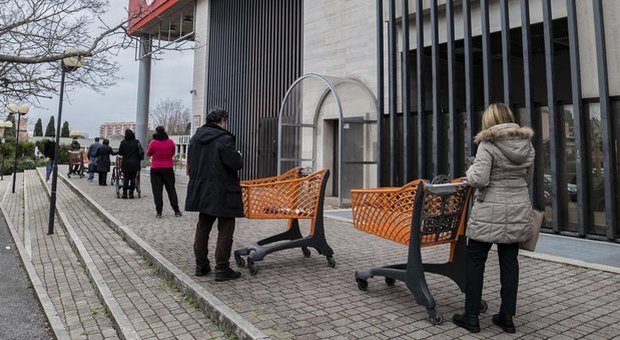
475, 123, 534, 165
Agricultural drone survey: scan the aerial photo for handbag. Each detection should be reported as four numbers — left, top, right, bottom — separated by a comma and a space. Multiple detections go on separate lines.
519, 209, 545, 252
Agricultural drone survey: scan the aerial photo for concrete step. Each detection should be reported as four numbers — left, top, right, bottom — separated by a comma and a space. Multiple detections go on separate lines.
39, 168, 227, 339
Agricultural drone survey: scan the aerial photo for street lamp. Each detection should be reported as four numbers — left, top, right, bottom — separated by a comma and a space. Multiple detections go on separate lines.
48, 50, 84, 235
0, 120, 13, 180
7, 103, 29, 193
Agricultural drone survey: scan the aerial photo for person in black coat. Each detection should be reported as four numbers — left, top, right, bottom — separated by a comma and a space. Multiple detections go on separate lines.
117, 129, 144, 199
186, 107, 243, 282
93, 139, 117, 186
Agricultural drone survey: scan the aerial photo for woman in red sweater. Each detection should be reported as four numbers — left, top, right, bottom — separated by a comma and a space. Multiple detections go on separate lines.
147, 126, 182, 218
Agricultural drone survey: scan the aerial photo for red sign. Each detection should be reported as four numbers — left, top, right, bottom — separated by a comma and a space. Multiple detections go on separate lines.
127, 0, 181, 35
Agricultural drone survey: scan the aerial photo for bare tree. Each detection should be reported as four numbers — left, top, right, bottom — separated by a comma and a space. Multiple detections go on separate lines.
150, 98, 191, 135
0, 0, 144, 103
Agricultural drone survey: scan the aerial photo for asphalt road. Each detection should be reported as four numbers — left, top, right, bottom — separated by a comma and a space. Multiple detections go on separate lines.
0, 213, 52, 339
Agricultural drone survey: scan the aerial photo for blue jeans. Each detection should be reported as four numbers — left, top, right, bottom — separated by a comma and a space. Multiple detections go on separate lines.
45, 159, 53, 181
87, 157, 95, 180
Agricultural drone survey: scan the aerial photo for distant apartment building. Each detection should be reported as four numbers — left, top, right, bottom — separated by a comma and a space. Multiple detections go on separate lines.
99, 121, 136, 139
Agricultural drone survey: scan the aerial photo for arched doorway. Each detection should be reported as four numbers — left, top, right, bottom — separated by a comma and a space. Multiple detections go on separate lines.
277, 73, 378, 207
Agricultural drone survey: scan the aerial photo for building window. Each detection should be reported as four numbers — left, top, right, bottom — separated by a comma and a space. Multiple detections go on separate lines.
587, 103, 606, 235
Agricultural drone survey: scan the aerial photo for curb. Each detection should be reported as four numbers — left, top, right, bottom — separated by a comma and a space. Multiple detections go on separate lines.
0, 176, 71, 340
60, 173, 269, 340
36, 170, 140, 340
22, 175, 32, 259
517, 250, 620, 275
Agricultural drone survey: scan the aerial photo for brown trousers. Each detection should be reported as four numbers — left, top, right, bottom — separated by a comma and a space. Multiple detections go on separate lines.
193, 213, 235, 271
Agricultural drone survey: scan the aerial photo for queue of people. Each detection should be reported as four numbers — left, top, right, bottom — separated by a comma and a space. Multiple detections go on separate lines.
53, 103, 535, 331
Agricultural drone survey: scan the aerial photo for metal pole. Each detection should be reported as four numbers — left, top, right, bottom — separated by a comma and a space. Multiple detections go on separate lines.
388, 0, 397, 186
376, 0, 384, 186
48, 67, 66, 235
136, 35, 152, 164
11, 113, 21, 193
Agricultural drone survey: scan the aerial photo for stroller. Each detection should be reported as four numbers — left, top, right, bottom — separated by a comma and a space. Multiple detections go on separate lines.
67, 150, 86, 178
111, 155, 141, 198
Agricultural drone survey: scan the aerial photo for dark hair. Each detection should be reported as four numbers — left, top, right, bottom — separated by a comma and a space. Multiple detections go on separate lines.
103, 139, 110, 145
94, 137, 100, 142
206, 107, 229, 124
153, 125, 168, 141
124, 129, 135, 140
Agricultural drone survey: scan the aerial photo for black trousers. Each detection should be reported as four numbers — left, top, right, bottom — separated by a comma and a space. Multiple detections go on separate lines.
98, 172, 107, 185
193, 213, 235, 271
150, 168, 179, 213
465, 239, 519, 316
123, 170, 137, 195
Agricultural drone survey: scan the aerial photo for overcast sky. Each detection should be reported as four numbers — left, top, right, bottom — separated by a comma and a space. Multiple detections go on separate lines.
31, 0, 194, 138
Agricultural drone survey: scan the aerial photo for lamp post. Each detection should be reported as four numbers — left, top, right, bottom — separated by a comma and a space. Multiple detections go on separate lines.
48, 50, 84, 235
0, 120, 12, 180
7, 103, 29, 193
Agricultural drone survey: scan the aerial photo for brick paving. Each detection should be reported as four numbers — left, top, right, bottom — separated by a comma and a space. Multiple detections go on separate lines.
62, 167, 620, 339
2, 171, 119, 339
41, 168, 227, 339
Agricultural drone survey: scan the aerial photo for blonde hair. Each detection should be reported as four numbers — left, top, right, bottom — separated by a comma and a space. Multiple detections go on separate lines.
482, 103, 515, 130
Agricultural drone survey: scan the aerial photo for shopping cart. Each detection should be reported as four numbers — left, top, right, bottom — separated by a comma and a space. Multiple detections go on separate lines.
111, 155, 141, 198
67, 150, 85, 178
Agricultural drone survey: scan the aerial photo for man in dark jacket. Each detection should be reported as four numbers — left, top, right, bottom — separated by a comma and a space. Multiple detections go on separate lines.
43, 133, 56, 182
87, 137, 101, 181
186, 107, 243, 282
117, 129, 144, 199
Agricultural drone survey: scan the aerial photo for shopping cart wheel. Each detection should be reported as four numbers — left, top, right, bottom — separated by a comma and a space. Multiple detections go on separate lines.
234, 254, 246, 267
326, 255, 336, 268
385, 277, 396, 287
480, 300, 488, 313
247, 258, 258, 275
356, 278, 368, 291
302, 247, 311, 258
428, 311, 444, 325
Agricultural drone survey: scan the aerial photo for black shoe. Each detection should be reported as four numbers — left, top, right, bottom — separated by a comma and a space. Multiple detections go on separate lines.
155, 213, 162, 219
452, 313, 480, 333
122, 194, 128, 199
129, 192, 134, 199
215, 268, 241, 282
493, 313, 516, 333
194, 265, 211, 277
174, 211, 182, 217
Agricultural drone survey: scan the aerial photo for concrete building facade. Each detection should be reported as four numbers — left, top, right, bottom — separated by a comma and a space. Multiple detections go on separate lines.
99, 121, 137, 139
128, 0, 619, 242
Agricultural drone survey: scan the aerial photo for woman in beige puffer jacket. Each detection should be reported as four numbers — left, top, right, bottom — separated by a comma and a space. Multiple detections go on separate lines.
453, 103, 534, 335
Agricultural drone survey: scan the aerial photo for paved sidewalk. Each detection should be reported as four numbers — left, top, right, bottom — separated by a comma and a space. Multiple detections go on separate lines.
62, 167, 620, 339
40, 169, 227, 339
3, 172, 118, 339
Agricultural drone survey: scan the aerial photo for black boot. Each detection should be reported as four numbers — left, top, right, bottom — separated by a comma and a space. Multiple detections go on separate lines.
452, 313, 480, 333
129, 191, 134, 199
493, 313, 516, 333
122, 190, 128, 199
215, 268, 241, 282
194, 264, 211, 277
